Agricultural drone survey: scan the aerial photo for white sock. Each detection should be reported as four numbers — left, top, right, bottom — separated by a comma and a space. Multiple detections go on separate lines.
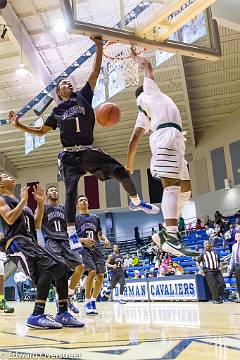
130, 194, 141, 206
68, 288, 75, 297
91, 297, 96, 302
85, 298, 91, 304
166, 226, 179, 240
177, 191, 191, 218
162, 186, 180, 220
67, 225, 76, 236
166, 225, 178, 233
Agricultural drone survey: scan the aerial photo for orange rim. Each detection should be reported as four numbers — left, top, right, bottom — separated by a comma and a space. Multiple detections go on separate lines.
103, 41, 146, 60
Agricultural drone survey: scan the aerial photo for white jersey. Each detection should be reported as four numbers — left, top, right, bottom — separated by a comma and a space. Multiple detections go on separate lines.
135, 77, 182, 134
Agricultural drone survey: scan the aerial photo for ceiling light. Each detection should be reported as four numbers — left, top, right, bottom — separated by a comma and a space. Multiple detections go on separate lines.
16, 64, 28, 76
53, 19, 66, 34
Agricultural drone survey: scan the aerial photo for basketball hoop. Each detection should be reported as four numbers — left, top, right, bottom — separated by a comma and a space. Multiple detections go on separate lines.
103, 42, 146, 87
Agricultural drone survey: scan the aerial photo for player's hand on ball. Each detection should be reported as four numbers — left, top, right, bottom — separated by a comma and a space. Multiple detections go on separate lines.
21, 186, 29, 204
33, 184, 45, 204
9, 111, 19, 127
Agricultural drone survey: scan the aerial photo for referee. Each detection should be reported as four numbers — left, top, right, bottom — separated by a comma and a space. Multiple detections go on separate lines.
196, 240, 225, 304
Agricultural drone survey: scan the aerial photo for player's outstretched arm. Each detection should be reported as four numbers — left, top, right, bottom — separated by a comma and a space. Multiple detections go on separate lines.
9, 111, 52, 136
131, 48, 154, 81
98, 231, 111, 247
33, 185, 45, 230
0, 186, 28, 225
126, 127, 145, 175
88, 36, 103, 90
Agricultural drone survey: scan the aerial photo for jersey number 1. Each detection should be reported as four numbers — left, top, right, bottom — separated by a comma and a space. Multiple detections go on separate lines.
75, 117, 81, 133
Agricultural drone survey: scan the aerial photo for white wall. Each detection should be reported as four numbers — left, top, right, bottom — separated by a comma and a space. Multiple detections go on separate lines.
190, 106, 240, 219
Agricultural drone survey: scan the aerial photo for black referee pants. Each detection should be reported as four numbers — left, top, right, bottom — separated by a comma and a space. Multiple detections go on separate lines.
204, 269, 225, 301
235, 264, 240, 295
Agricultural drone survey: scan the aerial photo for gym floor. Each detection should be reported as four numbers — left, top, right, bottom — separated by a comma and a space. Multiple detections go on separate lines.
0, 301, 240, 359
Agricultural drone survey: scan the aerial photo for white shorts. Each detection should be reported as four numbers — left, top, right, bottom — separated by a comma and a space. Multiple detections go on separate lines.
0, 260, 4, 276
149, 127, 190, 181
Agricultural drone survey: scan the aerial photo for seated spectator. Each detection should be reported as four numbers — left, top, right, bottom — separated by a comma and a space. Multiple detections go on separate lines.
132, 254, 140, 267
195, 218, 204, 230
178, 217, 186, 233
214, 210, 223, 223
205, 224, 219, 248
134, 270, 141, 279
186, 222, 193, 232
173, 262, 184, 275
124, 254, 132, 268
204, 215, 213, 227
164, 261, 176, 276
235, 218, 240, 232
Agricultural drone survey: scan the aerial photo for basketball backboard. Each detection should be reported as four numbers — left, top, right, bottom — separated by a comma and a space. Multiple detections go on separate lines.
59, 0, 221, 61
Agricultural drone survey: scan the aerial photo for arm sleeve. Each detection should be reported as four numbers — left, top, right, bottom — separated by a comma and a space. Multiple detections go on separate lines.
143, 77, 162, 94
44, 113, 58, 130
134, 111, 150, 134
78, 82, 94, 105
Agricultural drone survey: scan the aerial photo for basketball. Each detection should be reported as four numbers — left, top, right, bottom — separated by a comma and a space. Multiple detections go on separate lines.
96, 102, 121, 127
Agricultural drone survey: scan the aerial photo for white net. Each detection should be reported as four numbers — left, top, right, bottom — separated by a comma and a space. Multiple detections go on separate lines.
103, 42, 146, 87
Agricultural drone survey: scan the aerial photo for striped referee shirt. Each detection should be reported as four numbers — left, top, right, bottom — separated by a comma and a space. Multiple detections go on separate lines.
197, 251, 220, 270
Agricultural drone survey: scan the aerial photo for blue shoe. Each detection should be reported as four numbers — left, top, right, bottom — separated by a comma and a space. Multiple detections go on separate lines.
69, 232, 83, 252
27, 314, 63, 329
55, 311, 85, 327
68, 296, 79, 314
129, 201, 160, 215
90, 300, 98, 314
84, 302, 96, 315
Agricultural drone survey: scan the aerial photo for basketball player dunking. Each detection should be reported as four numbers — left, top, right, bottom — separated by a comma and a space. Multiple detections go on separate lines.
9, 36, 159, 254
106, 244, 126, 304
126, 52, 199, 257
76, 194, 110, 315
0, 174, 84, 329
41, 186, 85, 314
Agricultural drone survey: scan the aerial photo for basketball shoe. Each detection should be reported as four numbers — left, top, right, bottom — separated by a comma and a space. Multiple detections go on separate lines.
84, 301, 96, 315
0, 299, 14, 313
129, 201, 160, 215
27, 314, 63, 329
68, 296, 79, 314
90, 300, 98, 314
162, 233, 200, 257
55, 311, 85, 327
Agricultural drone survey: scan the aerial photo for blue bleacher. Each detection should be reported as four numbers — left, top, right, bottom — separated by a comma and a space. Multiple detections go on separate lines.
123, 228, 233, 278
